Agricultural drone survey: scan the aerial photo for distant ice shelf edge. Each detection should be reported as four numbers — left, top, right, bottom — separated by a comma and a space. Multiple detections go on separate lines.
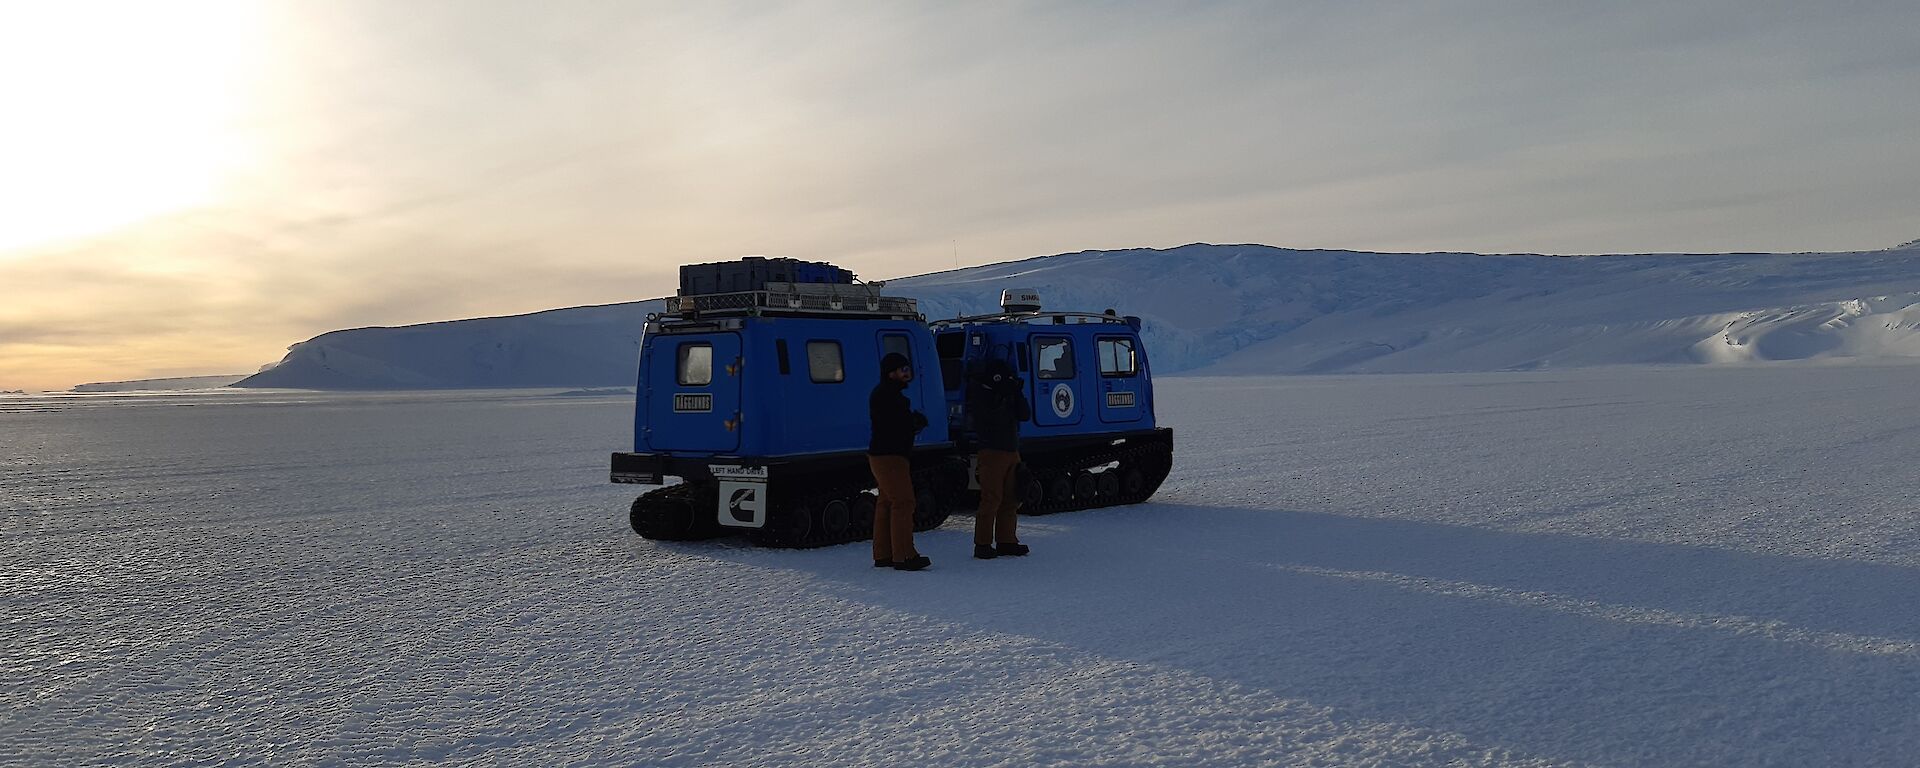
231, 244, 1920, 390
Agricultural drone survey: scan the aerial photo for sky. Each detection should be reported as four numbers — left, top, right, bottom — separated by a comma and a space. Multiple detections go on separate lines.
2, 0, 1918, 391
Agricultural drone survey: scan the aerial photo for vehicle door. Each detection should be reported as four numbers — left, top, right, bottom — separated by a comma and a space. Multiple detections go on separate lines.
877, 329, 937, 444
1094, 334, 1144, 424
1030, 334, 1083, 428
644, 333, 742, 452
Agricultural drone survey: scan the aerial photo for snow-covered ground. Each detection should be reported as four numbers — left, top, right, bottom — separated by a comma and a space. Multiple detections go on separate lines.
5, 367, 1919, 766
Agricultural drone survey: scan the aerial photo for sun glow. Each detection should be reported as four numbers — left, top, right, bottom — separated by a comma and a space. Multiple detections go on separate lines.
0, 2, 266, 253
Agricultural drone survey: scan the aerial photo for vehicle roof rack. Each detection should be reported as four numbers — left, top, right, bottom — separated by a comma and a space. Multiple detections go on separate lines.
929, 311, 1133, 330
662, 281, 921, 320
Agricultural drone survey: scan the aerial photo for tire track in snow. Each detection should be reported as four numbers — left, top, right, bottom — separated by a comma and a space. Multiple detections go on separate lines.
1268, 564, 1920, 657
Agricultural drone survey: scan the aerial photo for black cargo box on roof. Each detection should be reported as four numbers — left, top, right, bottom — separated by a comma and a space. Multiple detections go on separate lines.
679, 257, 854, 296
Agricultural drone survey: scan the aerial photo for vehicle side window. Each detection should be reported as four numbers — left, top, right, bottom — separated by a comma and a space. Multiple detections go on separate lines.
807, 341, 844, 383
880, 333, 912, 364
936, 332, 965, 390
1035, 337, 1074, 379
1098, 338, 1137, 377
677, 343, 712, 386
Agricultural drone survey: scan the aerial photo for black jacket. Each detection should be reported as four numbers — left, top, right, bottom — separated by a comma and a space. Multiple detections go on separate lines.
967, 366, 1031, 453
868, 379, 926, 456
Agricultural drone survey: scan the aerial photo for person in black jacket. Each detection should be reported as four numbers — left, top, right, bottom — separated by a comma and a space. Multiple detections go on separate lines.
967, 358, 1032, 559
869, 352, 930, 570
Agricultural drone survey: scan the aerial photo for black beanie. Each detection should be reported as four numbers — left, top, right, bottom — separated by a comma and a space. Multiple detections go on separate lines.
880, 352, 910, 376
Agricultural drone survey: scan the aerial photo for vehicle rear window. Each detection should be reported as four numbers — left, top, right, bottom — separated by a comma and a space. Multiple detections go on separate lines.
1098, 338, 1136, 377
677, 343, 713, 386
881, 333, 912, 364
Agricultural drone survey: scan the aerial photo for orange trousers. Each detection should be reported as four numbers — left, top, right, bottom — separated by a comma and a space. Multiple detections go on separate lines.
974, 449, 1022, 546
867, 455, 919, 562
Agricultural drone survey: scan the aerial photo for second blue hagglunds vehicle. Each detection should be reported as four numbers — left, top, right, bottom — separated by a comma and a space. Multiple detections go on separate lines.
610, 257, 1173, 548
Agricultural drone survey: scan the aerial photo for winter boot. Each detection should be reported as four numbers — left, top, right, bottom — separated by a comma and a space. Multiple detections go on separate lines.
892, 555, 932, 571
995, 542, 1030, 557
974, 544, 999, 560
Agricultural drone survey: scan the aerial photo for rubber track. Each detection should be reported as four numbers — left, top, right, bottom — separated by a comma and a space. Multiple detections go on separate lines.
629, 482, 725, 540
1020, 438, 1172, 516
633, 443, 1163, 547
747, 466, 954, 549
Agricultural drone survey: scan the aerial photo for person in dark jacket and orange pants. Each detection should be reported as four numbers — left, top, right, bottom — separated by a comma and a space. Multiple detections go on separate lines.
869, 352, 930, 571
968, 358, 1031, 559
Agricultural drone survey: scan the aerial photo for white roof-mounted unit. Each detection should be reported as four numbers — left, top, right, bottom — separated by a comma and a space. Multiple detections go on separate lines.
1001, 288, 1042, 313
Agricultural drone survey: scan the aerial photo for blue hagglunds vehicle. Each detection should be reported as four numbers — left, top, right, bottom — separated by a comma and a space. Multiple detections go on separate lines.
610, 258, 1173, 548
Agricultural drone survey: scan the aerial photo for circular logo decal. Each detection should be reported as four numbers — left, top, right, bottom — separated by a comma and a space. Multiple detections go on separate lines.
1050, 382, 1075, 418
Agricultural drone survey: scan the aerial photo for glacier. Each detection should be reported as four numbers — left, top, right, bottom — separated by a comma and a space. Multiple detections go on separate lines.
237, 244, 1920, 389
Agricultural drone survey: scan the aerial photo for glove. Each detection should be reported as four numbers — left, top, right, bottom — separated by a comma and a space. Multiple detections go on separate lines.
912, 412, 929, 431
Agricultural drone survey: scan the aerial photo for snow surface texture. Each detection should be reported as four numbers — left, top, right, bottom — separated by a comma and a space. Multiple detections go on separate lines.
237, 245, 1920, 389
7, 367, 1920, 766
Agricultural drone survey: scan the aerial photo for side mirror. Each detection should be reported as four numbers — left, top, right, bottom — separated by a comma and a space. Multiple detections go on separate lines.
1125, 315, 1142, 331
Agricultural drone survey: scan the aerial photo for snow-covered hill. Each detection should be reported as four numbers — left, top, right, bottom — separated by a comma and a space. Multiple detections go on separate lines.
70, 375, 251, 393
239, 302, 657, 389
238, 244, 1920, 389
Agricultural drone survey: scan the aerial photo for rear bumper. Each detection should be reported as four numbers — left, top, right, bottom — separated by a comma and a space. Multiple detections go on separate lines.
610, 452, 671, 484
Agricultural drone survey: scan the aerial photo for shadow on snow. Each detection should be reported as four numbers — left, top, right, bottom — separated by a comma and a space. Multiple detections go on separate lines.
687, 501, 1920, 765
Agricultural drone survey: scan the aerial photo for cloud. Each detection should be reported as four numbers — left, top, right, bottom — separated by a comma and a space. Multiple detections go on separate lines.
3, 0, 1918, 389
